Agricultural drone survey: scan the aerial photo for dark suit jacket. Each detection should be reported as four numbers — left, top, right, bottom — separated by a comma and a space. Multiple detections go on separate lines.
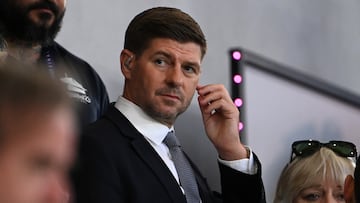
73, 105, 265, 203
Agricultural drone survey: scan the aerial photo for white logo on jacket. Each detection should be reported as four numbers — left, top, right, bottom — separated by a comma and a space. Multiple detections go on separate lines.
60, 74, 92, 104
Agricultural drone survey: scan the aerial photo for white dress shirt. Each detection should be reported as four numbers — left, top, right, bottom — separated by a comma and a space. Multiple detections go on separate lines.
114, 96, 258, 188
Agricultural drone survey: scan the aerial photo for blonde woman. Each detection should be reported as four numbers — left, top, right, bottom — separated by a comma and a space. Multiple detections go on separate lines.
274, 140, 356, 203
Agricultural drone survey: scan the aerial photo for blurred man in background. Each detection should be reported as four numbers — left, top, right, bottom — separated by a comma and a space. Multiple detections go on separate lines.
0, 0, 109, 127
0, 66, 76, 203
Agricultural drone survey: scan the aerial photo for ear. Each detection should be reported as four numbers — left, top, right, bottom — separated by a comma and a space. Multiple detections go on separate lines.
344, 175, 355, 203
120, 49, 135, 79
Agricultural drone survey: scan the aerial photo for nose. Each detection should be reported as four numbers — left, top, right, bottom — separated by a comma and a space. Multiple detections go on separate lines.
165, 64, 184, 87
58, 0, 67, 7
324, 194, 338, 203
47, 0, 66, 10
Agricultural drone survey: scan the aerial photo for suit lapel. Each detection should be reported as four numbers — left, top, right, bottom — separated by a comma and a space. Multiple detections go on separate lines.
131, 139, 186, 203
105, 105, 187, 203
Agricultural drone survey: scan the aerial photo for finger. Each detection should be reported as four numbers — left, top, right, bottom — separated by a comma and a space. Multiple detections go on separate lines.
198, 90, 233, 107
203, 99, 236, 115
197, 84, 224, 96
198, 90, 224, 106
201, 99, 223, 115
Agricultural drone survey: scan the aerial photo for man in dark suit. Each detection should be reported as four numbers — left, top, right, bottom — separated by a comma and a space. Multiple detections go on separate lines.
74, 7, 265, 203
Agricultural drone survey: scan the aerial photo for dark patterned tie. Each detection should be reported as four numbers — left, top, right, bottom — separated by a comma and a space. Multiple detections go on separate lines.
163, 131, 201, 203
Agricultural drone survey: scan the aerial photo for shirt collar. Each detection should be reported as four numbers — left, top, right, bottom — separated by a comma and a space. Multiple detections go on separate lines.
114, 96, 173, 145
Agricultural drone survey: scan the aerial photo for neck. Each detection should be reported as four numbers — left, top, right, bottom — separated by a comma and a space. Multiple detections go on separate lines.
4, 38, 42, 64
121, 93, 175, 128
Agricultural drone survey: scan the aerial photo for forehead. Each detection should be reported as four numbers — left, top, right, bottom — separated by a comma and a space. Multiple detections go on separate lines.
0, 107, 75, 160
1, 106, 73, 143
143, 38, 202, 62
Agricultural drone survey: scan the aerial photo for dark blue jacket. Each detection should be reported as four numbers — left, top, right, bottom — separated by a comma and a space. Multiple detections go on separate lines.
41, 42, 109, 128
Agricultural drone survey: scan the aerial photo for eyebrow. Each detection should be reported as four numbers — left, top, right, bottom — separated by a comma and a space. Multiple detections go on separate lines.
153, 51, 172, 59
336, 185, 343, 189
153, 51, 201, 68
302, 184, 323, 190
183, 62, 201, 72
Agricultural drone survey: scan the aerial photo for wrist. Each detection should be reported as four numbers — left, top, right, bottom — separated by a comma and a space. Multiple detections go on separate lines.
218, 144, 249, 161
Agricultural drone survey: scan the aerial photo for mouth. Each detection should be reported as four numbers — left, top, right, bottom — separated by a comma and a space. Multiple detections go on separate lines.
28, 2, 59, 17
161, 94, 181, 101
28, 8, 55, 24
33, 8, 54, 15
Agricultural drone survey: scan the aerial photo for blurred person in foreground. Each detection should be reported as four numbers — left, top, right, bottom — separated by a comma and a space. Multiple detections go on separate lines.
0, 0, 109, 128
274, 140, 356, 203
343, 155, 360, 203
74, 7, 265, 203
0, 65, 76, 203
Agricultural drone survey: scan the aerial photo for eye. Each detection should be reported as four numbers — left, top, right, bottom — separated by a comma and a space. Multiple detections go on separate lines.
302, 193, 321, 201
154, 59, 166, 66
183, 66, 196, 73
182, 64, 200, 76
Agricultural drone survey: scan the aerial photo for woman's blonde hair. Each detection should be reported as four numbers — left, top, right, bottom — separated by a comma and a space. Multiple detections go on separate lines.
274, 147, 355, 203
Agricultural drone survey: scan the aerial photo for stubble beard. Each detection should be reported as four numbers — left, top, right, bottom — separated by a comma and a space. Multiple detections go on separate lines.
143, 95, 193, 126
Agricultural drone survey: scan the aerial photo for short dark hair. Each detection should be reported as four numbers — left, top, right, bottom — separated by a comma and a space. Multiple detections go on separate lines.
0, 64, 70, 143
124, 7, 207, 59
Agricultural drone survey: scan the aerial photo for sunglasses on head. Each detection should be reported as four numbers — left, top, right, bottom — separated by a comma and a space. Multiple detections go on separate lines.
290, 140, 357, 162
